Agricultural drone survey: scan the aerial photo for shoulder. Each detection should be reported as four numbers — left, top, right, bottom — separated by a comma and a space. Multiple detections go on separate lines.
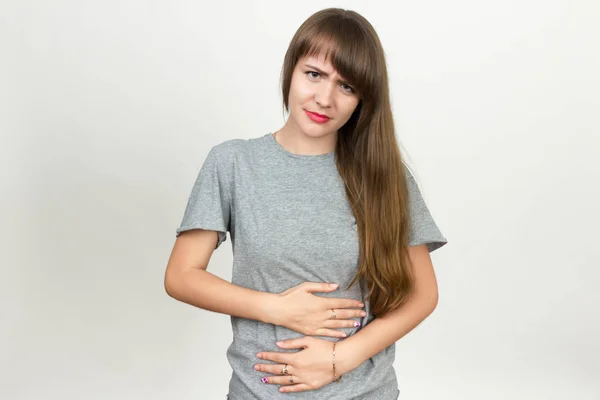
210, 137, 251, 164
206, 137, 257, 183
402, 164, 428, 208
403, 164, 419, 189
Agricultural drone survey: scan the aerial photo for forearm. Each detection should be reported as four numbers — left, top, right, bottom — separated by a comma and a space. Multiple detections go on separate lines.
165, 268, 276, 324
337, 290, 437, 375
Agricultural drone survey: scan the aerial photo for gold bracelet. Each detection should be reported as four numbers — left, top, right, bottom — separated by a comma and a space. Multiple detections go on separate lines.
333, 342, 342, 382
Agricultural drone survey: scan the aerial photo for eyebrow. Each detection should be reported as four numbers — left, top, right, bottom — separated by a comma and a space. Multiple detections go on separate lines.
304, 63, 352, 85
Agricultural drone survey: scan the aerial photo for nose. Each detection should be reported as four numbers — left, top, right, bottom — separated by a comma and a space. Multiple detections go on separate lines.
315, 81, 335, 108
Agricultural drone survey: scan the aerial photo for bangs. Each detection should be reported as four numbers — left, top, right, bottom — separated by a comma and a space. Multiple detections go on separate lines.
298, 32, 374, 99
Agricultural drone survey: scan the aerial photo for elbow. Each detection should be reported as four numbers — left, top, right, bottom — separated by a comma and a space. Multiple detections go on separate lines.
419, 289, 438, 315
164, 275, 173, 297
428, 290, 439, 313
164, 270, 180, 298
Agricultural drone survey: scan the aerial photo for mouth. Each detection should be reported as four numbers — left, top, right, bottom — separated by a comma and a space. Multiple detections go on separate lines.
304, 110, 330, 123
306, 110, 330, 118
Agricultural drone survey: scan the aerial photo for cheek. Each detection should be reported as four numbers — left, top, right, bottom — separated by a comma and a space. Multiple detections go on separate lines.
292, 84, 313, 105
338, 101, 359, 120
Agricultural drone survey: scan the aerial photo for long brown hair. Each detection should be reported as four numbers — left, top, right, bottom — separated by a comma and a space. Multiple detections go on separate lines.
280, 8, 415, 317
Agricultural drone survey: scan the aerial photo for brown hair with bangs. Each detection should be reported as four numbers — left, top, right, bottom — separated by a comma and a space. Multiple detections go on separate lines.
280, 8, 415, 317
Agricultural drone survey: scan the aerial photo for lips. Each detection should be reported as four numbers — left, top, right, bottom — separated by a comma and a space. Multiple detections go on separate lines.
305, 110, 330, 123
306, 110, 330, 119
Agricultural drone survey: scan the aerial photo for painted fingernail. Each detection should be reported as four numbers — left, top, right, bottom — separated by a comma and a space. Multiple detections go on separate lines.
354, 321, 361, 327
261, 377, 268, 383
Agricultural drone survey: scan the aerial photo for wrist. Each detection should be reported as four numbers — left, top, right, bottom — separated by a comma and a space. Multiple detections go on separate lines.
258, 292, 281, 325
334, 339, 361, 377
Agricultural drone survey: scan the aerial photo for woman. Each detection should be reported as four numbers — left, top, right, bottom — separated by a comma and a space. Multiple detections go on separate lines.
165, 8, 447, 399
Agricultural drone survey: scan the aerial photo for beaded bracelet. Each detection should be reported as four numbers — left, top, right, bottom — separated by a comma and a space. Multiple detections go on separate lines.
333, 342, 342, 383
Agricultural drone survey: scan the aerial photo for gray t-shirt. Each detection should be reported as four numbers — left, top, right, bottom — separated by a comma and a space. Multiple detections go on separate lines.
176, 132, 448, 399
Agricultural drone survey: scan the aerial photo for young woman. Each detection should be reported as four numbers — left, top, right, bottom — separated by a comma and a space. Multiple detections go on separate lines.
165, 8, 447, 400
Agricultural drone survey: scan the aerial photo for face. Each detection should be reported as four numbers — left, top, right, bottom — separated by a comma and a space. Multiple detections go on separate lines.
286, 54, 361, 139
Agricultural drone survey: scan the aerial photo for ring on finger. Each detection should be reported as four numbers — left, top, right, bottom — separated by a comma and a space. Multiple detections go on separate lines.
281, 364, 289, 375
330, 309, 337, 319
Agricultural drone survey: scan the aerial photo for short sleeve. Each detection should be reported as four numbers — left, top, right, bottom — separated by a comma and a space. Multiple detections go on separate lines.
405, 168, 448, 253
175, 146, 231, 249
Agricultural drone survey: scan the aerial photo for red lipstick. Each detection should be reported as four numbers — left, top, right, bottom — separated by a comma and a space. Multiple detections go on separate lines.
305, 110, 330, 123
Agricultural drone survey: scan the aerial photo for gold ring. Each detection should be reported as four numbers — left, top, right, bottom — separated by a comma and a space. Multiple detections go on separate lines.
281, 364, 289, 375
330, 309, 337, 319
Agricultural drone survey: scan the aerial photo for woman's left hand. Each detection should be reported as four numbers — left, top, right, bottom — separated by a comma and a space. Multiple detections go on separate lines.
254, 336, 342, 393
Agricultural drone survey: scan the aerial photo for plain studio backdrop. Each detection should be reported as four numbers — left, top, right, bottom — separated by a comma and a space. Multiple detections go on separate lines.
1, 1, 598, 399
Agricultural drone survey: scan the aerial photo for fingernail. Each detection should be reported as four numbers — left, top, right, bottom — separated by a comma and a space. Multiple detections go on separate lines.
360, 311, 367, 317
359, 303, 365, 307
254, 365, 260, 370
261, 377, 268, 383
354, 321, 361, 327
276, 341, 283, 346
330, 283, 338, 288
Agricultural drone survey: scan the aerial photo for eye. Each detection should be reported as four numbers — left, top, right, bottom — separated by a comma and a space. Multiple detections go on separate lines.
306, 70, 356, 94
342, 83, 356, 94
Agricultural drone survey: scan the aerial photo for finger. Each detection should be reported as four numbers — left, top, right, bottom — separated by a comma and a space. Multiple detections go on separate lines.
314, 328, 347, 338
261, 374, 298, 386
276, 337, 310, 349
254, 362, 288, 375
303, 282, 339, 293
324, 308, 366, 320
329, 298, 365, 309
321, 319, 362, 329
280, 383, 311, 393
257, 351, 293, 364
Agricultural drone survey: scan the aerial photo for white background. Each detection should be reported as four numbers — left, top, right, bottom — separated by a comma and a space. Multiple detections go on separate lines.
1, 1, 598, 399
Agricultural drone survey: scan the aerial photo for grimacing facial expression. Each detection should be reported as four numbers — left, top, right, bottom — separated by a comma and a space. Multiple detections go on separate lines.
289, 54, 361, 138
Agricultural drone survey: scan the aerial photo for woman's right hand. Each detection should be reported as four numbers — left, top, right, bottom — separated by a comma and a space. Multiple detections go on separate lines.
267, 282, 366, 338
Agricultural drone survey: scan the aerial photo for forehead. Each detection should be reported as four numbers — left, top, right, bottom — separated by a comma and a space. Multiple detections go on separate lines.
298, 55, 339, 75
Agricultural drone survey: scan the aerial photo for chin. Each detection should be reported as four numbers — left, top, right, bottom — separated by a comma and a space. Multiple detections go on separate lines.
305, 129, 336, 139
300, 123, 327, 134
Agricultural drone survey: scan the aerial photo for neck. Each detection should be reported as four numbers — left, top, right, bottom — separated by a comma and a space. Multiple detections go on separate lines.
273, 128, 337, 156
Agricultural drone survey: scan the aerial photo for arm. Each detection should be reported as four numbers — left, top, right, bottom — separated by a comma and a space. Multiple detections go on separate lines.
164, 229, 363, 336
166, 266, 278, 323
336, 244, 440, 375
165, 229, 275, 324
